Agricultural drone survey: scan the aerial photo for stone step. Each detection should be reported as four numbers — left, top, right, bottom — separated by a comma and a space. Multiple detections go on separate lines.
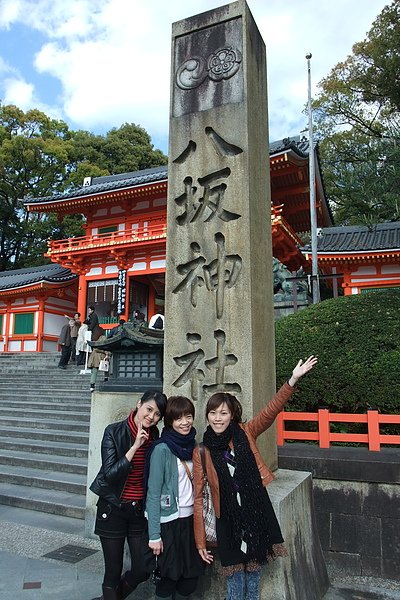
0, 400, 90, 412
0, 407, 91, 421
0, 359, 59, 365
0, 448, 87, 475
0, 437, 88, 458
0, 425, 89, 444
0, 371, 89, 378
0, 394, 90, 404
0, 481, 85, 519
0, 361, 62, 369
0, 375, 90, 384
0, 352, 91, 522
0, 364, 86, 372
0, 389, 91, 398
0, 415, 89, 432
0, 463, 86, 494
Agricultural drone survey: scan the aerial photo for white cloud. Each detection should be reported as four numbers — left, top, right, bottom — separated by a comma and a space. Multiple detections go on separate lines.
0, 0, 390, 149
2, 77, 35, 106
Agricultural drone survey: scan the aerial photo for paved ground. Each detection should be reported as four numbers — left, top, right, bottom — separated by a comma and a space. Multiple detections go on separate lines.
0, 505, 399, 600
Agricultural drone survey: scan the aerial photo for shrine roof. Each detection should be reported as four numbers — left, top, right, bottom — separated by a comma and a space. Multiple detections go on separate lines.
302, 222, 400, 254
24, 165, 168, 206
0, 263, 77, 291
90, 322, 164, 351
269, 135, 310, 158
24, 137, 313, 208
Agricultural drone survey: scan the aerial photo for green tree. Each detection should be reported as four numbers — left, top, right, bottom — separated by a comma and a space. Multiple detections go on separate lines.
314, 1, 400, 225
0, 104, 76, 270
0, 106, 167, 270
66, 123, 167, 188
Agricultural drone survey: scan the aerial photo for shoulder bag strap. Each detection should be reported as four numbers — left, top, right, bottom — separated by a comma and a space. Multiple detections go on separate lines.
198, 443, 208, 481
180, 459, 193, 484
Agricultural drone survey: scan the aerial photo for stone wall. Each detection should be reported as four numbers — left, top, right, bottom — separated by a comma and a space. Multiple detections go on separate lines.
278, 444, 400, 580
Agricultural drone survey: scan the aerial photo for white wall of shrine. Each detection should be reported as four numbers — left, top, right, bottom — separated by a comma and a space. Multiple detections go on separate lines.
0, 289, 77, 353
348, 262, 400, 293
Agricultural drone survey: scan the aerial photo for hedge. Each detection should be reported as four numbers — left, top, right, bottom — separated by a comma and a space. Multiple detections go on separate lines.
275, 289, 400, 415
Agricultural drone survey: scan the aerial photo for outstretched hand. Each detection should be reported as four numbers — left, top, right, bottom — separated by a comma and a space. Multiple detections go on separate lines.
289, 355, 318, 386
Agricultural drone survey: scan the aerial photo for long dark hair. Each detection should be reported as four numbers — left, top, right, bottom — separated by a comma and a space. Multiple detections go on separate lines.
140, 390, 168, 419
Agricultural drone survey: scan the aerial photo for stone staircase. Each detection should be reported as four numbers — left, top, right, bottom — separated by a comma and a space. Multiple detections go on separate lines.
0, 352, 91, 519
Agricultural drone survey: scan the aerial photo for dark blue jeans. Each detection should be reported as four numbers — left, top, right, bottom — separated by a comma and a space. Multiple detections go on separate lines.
226, 570, 260, 600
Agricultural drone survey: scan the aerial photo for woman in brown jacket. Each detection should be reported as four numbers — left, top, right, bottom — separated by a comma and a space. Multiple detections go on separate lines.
193, 356, 317, 600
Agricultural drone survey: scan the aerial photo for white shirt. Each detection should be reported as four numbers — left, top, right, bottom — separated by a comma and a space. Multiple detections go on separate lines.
177, 458, 194, 518
148, 314, 165, 329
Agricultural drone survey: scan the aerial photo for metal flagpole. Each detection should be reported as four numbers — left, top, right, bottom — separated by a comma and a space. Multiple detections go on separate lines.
306, 53, 320, 303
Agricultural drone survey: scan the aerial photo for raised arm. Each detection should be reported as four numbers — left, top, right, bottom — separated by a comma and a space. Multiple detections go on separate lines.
247, 355, 318, 438
288, 355, 318, 387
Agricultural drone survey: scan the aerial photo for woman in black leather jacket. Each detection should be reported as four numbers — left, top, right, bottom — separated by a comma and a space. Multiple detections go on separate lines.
90, 390, 167, 600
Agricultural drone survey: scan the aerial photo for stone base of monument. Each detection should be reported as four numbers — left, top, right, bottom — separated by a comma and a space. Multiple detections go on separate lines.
195, 469, 329, 600
84, 391, 142, 538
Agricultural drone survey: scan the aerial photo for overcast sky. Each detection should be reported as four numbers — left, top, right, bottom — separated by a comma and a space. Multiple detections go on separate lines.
0, 0, 389, 154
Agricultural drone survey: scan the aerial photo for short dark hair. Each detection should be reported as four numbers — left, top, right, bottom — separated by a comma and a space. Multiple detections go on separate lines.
88, 305, 95, 311
119, 319, 126, 325
206, 392, 242, 423
140, 390, 168, 418
75, 312, 81, 317
164, 395, 195, 428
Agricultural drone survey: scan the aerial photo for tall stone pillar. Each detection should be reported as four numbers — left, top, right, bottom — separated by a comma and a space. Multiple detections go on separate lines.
164, 0, 277, 467
163, 2, 329, 598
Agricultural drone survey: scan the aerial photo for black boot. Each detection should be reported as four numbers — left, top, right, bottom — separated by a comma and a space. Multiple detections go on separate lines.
119, 575, 134, 599
103, 587, 120, 600
120, 570, 149, 599
91, 585, 120, 600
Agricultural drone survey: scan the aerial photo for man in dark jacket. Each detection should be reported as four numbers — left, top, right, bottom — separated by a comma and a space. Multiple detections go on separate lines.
87, 305, 99, 332
58, 319, 74, 369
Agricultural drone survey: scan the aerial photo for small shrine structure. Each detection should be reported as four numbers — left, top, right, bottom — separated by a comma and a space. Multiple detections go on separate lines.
90, 322, 164, 392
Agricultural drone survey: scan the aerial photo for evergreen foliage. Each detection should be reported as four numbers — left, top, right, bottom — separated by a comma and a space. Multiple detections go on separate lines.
314, 1, 400, 225
0, 104, 167, 270
275, 290, 400, 414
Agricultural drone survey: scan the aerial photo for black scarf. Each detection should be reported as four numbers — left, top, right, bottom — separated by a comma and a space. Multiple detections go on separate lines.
203, 422, 283, 564
158, 426, 197, 460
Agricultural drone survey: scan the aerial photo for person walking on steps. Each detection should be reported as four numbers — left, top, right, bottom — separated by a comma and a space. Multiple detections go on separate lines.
90, 390, 168, 600
87, 326, 108, 392
87, 305, 99, 332
64, 312, 81, 363
193, 356, 318, 600
57, 319, 74, 369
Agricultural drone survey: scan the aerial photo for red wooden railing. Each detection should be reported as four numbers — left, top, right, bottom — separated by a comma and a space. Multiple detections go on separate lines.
276, 409, 400, 451
46, 217, 166, 255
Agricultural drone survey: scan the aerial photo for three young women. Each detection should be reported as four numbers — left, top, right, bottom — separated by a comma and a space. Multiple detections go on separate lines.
145, 395, 204, 600
193, 356, 318, 600
90, 390, 168, 600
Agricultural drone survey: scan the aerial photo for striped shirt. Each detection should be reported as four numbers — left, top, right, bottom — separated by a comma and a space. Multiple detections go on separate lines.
120, 411, 153, 501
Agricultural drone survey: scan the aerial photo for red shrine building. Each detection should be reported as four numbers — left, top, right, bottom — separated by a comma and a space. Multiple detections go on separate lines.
0, 137, 399, 353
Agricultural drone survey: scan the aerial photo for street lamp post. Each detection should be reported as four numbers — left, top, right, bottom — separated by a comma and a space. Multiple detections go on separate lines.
306, 53, 320, 304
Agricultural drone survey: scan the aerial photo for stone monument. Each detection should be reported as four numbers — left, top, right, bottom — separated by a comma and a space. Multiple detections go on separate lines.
165, 0, 276, 464
164, 1, 329, 598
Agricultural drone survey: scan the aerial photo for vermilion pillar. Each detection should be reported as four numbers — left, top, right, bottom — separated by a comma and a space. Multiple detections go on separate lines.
77, 274, 88, 320
37, 297, 45, 351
